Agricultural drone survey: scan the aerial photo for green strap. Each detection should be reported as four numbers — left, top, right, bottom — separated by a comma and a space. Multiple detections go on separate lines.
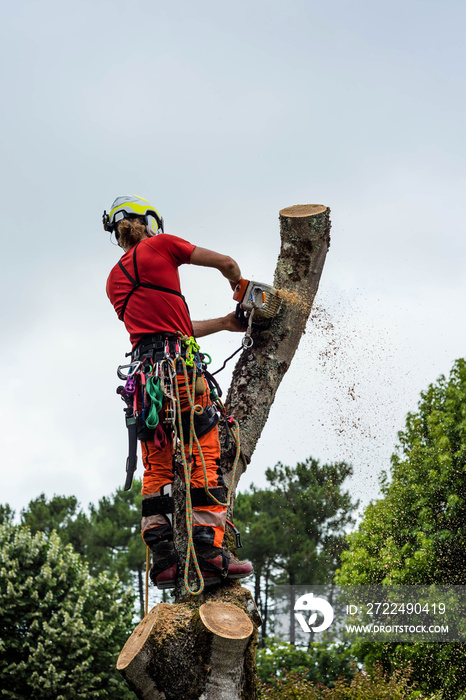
145, 376, 164, 429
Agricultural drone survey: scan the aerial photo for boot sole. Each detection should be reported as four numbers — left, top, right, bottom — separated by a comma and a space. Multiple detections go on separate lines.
155, 571, 253, 590
202, 571, 253, 585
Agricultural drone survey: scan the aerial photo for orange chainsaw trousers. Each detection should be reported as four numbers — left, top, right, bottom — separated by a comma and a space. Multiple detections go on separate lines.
140, 374, 226, 549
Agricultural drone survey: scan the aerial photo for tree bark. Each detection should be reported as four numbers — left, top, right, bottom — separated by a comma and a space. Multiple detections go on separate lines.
221, 204, 331, 493
117, 204, 331, 699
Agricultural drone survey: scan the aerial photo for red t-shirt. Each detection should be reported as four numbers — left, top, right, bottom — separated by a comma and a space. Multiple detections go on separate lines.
106, 234, 196, 348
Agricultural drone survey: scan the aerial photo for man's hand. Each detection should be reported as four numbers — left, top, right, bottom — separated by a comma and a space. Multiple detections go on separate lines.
223, 311, 247, 332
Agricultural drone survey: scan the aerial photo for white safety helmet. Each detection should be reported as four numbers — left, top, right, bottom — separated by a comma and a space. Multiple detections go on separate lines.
102, 195, 164, 237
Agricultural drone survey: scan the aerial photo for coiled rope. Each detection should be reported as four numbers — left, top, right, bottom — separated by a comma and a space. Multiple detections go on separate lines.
142, 339, 243, 610
171, 355, 242, 595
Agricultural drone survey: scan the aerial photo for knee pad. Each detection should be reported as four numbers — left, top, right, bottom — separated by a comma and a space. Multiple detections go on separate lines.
141, 487, 175, 537
190, 486, 227, 507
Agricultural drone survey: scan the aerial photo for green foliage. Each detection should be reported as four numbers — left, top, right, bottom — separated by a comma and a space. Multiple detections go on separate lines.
0, 504, 14, 525
21, 494, 91, 558
87, 482, 145, 588
20, 482, 147, 618
256, 639, 354, 687
258, 664, 433, 699
337, 359, 466, 587
236, 458, 358, 586
235, 458, 358, 644
336, 359, 466, 699
0, 523, 135, 699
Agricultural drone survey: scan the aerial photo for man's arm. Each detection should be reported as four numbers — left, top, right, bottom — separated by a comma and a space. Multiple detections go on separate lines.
192, 313, 245, 338
190, 247, 241, 290
189, 246, 245, 337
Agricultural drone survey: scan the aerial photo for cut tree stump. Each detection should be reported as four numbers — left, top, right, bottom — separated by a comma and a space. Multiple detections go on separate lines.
117, 204, 331, 700
117, 590, 259, 700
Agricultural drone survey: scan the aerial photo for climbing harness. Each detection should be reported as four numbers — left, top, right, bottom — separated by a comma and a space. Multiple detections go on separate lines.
116, 334, 243, 596
116, 241, 192, 325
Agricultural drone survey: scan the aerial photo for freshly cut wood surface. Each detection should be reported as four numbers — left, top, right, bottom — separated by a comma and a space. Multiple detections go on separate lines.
279, 203, 327, 217
199, 601, 253, 640
117, 606, 160, 670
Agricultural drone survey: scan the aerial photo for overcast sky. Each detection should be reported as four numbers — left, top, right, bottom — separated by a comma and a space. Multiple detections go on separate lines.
1, 0, 464, 520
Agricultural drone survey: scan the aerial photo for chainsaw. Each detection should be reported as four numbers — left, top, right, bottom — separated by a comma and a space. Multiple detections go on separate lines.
233, 278, 282, 320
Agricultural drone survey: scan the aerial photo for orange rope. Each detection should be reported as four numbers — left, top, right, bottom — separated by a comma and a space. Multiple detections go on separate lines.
145, 545, 150, 618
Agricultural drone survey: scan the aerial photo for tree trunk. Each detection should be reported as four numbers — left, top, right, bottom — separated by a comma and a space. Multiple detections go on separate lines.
261, 566, 271, 647
289, 570, 296, 646
137, 565, 144, 621
221, 204, 331, 494
117, 204, 331, 699
254, 568, 261, 619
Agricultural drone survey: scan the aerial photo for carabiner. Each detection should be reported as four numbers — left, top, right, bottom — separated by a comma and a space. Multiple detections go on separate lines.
117, 361, 141, 380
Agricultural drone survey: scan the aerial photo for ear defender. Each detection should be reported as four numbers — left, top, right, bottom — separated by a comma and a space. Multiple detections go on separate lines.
145, 215, 158, 236
145, 213, 164, 236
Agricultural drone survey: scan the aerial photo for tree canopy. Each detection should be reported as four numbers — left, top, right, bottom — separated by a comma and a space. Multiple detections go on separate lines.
236, 458, 358, 585
0, 524, 135, 699
19, 482, 147, 618
235, 457, 358, 644
337, 358, 466, 699
338, 358, 466, 587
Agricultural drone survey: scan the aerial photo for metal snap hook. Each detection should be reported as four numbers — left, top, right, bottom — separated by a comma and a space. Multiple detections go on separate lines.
117, 361, 141, 380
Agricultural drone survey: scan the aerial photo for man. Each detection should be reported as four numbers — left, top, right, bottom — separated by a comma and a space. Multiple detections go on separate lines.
104, 195, 253, 589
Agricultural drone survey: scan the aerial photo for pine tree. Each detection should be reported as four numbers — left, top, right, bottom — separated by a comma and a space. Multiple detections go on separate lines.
235, 458, 358, 644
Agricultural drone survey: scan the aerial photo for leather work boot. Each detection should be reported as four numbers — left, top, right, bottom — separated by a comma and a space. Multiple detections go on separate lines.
149, 540, 179, 589
194, 543, 253, 585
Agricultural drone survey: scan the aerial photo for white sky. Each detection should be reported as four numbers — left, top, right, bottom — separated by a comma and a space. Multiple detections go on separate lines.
1, 0, 464, 519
